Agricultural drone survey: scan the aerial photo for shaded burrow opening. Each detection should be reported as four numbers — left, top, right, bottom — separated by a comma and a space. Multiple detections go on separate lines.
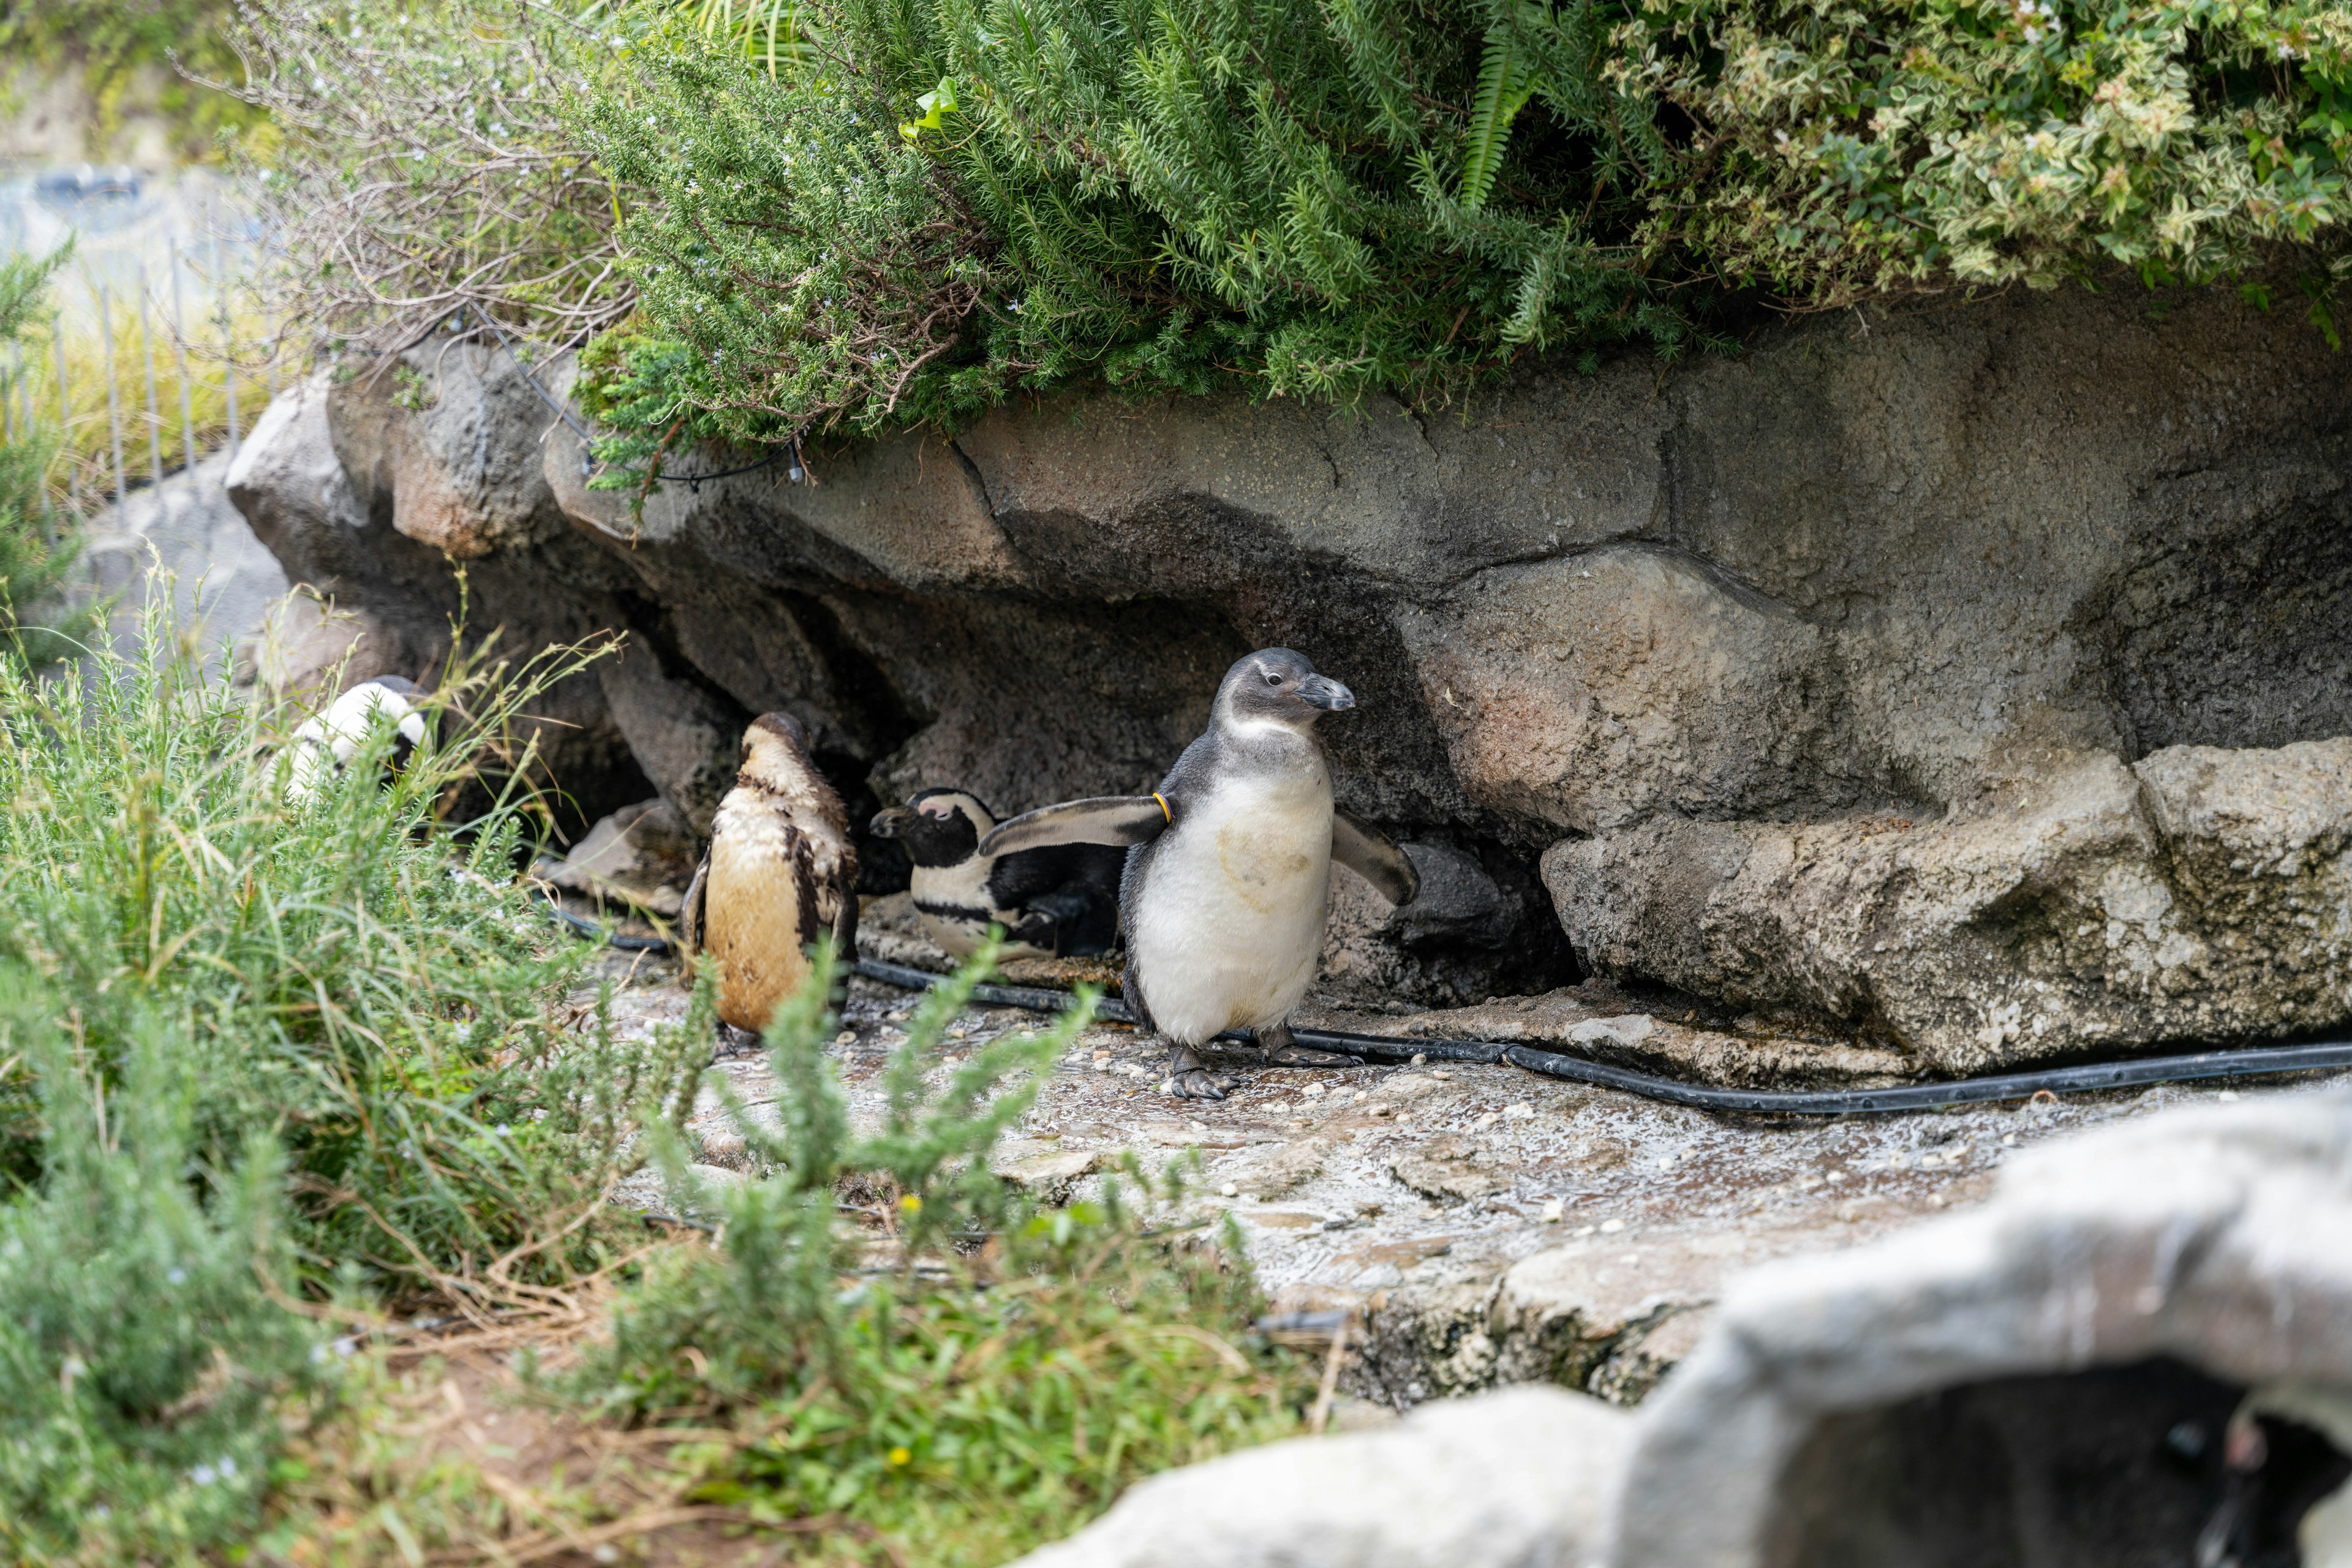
1763, 1357, 2351, 1568
2076, 486, 2352, 761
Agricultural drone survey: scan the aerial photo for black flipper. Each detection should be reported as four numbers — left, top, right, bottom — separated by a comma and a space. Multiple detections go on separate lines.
832, 881, 860, 963
1332, 811, 1419, 906
979, 795, 1174, 858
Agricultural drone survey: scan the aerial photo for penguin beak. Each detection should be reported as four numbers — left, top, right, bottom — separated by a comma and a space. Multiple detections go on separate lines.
1297, 675, 1355, 712
870, 807, 911, 839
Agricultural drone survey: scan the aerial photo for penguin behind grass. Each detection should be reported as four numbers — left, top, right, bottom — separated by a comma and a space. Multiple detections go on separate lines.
869, 787, 1123, 960
979, 649, 1419, 1099
680, 713, 858, 1036
285, 675, 429, 802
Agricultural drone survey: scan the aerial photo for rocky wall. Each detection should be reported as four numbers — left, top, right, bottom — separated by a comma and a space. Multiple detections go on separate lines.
227, 284, 2352, 1072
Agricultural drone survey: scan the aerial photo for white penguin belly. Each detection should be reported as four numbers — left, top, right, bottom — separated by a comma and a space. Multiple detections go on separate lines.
1131, 775, 1331, 1044
908, 860, 1048, 960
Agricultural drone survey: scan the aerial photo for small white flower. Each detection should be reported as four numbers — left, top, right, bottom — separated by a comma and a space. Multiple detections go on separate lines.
166, 1267, 187, 1286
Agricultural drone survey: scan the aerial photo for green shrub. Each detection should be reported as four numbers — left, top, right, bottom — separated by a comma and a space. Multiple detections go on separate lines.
0, 599, 703, 1559
571, 944, 1312, 1566
571, 0, 1685, 463
1619, 0, 2352, 306
0, 611, 701, 1295
0, 998, 321, 1564
0, 251, 99, 663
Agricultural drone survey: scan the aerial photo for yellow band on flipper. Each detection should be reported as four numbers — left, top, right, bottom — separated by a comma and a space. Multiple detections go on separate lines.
1153, 792, 1171, 823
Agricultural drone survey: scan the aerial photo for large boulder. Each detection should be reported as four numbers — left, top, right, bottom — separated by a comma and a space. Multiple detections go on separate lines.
1544, 740, 2352, 1072
226, 284, 2352, 1064
1613, 1089, 2352, 1567
1009, 1385, 1630, 1568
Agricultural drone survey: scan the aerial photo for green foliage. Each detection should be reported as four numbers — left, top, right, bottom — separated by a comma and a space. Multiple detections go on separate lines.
571, 0, 1684, 459
0, 600, 702, 1559
0, 1005, 321, 1563
573, 944, 1312, 1564
0, 251, 97, 664
0, 0, 267, 163
1616, 0, 2352, 301
229, 0, 634, 351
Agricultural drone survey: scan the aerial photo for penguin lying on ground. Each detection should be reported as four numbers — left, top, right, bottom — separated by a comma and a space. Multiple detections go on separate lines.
979, 649, 1419, 1099
869, 788, 1124, 960
285, 675, 429, 802
679, 713, 858, 1036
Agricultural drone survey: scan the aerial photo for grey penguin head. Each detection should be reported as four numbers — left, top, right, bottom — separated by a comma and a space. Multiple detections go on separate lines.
870, 788, 991, 867
1213, 648, 1354, 734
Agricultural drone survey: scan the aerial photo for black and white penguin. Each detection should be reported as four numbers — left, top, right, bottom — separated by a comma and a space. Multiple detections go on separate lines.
679, 713, 859, 1035
285, 675, 429, 802
978, 649, 1419, 1099
869, 788, 1123, 960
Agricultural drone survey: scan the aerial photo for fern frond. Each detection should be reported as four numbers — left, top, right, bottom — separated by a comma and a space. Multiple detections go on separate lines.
1461, 12, 1537, 212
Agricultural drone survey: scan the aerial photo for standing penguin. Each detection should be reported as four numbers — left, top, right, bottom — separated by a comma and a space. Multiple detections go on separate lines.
978, 649, 1419, 1099
869, 787, 1123, 960
679, 714, 858, 1036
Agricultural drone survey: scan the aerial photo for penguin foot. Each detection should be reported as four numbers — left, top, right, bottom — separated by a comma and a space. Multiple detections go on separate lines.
1167, 1046, 1237, 1100
1264, 1044, 1359, 1068
714, 1020, 764, 1058
1169, 1068, 1237, 1099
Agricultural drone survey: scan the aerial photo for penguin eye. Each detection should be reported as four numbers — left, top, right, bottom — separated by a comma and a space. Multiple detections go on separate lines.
1264, 672, 1282, 686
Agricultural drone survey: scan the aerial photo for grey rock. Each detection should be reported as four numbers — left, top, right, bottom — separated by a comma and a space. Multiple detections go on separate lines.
1391, 843, 1513, 949
595, 638, 747, 835
227, 372, 687, 831
85, 451, 289, 675
1009, 1385, 1630, 1568
1208, 1137, 1335, 1200
1390, 1135, 1510, 1204
993, 1145, 1109, 1205
1613, 1090, 2352, 1568
538, 797, 701, 917
1545, 740, 2352, 1072
227, 284, 2352, 1061
1565, 1016, 1656, 1050
1395, 545, 1853, 835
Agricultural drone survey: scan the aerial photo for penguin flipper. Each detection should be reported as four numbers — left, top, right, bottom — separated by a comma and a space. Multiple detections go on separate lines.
832, 882, 861, 963
679, 850, 709, 982
1332, 811, 1419, 906
978, 796, 1172, 858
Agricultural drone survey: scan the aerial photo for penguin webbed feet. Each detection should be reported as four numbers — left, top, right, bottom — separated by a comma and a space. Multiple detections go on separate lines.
1254, 1020, 1359, 1069
1166, 1044, 1238, 1100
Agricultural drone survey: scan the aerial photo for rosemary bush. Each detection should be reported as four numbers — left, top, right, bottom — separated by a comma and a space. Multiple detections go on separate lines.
237, 0, 2352, 458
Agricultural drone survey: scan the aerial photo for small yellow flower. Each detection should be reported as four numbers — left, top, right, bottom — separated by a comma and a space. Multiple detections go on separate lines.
899, 1194, 922, 1213
889, 1446, 912, 1466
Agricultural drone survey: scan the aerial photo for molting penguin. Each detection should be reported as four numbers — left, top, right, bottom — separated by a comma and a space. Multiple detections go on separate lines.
285, 676, 429, 802
869, 788, 1123, 960
680, 713, 859, 1035
978, 649, 1419, 1098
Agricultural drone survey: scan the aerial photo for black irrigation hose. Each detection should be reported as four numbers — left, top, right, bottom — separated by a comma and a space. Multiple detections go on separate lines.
850, 959, 2352, 1118
529, 906, 2352, 1116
